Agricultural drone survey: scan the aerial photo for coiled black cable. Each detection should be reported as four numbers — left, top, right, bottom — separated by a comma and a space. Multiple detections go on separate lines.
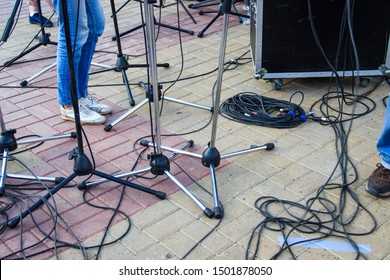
219, 91, 307, 128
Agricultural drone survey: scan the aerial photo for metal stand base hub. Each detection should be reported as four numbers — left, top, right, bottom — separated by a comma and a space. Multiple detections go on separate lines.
202, 146, 221, 167
150, 154, 170, 175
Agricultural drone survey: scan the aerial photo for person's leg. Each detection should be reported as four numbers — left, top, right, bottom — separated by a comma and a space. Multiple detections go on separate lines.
44, 0, 54, 11
53, 0, 105, 124
27, 0, 54, 27
76, 0, 111, 115
78, 0, 104, 98
377, 95, 390, 169
367, 92, 390, 197
54, 0, 88, 106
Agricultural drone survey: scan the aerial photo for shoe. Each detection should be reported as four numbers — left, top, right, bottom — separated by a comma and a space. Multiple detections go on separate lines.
242, 18, 251, 25
366, 163, 390, 197
61, 104, 106, 125
29, 13, 54, 28
79, 95, 112, 115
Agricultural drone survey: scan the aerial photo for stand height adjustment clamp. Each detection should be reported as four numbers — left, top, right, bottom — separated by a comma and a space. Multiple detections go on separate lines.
68, 148, 93, 176
68, 148, 79, 160
139, 82, 162, 103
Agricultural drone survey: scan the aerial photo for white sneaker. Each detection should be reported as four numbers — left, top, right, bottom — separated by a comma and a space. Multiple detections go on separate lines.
242, 18, 251, 25
79, 95, 112, 115
61, 104, 106, 124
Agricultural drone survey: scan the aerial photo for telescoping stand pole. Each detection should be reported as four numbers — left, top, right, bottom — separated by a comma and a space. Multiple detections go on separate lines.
84, 0, 274, 219
7, 0, 165, 228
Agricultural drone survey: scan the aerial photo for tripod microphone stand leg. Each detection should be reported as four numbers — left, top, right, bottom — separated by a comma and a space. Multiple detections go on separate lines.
164, 170, 214, 217
188, 0, 219, 9
80, 140, 194, 188
115, 1, 195, 41
177, 0, 197, 24
197, 6, 222, 38
7, 172, 77, 228
196, 1, 249, 38
104, 77, 212, 131
20, 62, 57, 86
112, 23, 145, 41
21, 61, 113, 87
104, 98, 149, 132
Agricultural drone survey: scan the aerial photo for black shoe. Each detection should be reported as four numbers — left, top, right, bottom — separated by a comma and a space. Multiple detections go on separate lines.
29, 13, 54, 28
366, 164, 390, 197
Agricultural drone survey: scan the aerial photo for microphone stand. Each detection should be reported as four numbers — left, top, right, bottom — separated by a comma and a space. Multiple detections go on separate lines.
7, 0, 165, 228
83, 0, 274, 219
2, 0, 57, 68
0, 104, 75, 197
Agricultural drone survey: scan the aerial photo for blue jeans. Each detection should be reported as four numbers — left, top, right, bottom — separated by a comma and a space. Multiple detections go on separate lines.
53, 0, 105, 106
377, 92, 390, 169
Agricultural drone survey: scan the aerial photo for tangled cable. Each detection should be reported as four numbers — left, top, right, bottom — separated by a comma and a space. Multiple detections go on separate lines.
219, 91, 307, 128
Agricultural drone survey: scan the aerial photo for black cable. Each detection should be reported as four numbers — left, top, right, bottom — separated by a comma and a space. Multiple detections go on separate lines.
219, 91, 308, 128
246, 0, 379, 260
0, 157, 83, 260
159, 1, 186, 115
0, 154, 135, 260
383, 95, 388, 108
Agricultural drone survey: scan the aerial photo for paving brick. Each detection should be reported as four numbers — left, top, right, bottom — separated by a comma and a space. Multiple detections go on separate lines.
110, 223, 157, 255
143, 209, 194, 240
131, 243, 178, 260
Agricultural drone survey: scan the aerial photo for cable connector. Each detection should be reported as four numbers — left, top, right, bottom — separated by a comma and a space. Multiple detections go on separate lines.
287, 110, 296, 118
230, 59, 238, 64
305, 111, 314, 116
311, 116, 328, 122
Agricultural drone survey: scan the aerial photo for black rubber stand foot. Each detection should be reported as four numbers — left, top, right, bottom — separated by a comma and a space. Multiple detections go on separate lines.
203, 208, 214, 218
266, 143, 275, 150
54, 177, 66, 184
156, 191, 166, 199
214, 206, 224, 219
7, 218, 19, 228
104, 124, 112, 132
77, 182, 87, 190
